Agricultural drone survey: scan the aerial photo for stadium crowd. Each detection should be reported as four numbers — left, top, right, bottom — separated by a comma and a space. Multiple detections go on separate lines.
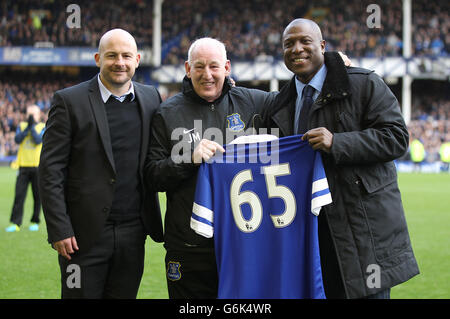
408, 96, 450, 163
0, 0, 449, 164
162, 0, 449, 64
0, 0, 448, 63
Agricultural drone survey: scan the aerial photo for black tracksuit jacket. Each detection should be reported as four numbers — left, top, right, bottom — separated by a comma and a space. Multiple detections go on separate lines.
146, 76, 276, 252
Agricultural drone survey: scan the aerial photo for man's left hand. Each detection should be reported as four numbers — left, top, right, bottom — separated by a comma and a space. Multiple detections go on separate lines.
301, 127, 333, 153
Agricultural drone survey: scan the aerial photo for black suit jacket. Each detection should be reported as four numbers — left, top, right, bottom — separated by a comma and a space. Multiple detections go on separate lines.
39, 76, 164, 252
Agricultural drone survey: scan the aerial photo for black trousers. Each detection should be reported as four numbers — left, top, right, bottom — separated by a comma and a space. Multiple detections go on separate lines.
58, 217, 146, 299
10, 166, 41, 226
165, 249, 218, 299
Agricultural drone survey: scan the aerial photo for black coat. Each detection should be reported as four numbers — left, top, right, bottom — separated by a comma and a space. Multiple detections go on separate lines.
263, 52, 419, 298
146, 76, 276, 251
39, 76, 164, 252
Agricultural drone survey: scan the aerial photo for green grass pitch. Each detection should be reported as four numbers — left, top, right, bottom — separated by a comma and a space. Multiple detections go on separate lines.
0, 166, 448, 299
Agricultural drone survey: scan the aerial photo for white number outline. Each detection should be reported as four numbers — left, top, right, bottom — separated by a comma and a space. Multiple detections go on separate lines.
229, 163, 297, 233
230, 169, 263, 233
263, 163, 297, 228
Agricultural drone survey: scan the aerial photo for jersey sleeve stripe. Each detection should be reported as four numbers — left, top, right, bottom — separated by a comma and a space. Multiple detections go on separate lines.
190, 217, 214, 238
312, 178, 329, 194
311, 193, 332, 216
191, 212, 213, 226
192, 202, 213, 223
312, 188, 331, 199
191, 202, 214, 237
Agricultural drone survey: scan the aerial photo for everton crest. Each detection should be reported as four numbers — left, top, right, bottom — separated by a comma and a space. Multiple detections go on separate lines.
227, 113, 245, 132
167, 261, 182, 281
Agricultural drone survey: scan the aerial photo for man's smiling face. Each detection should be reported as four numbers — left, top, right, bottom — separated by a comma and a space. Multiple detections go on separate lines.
282, 20, 325, 83
95, 29, 140, 93
185, 42, 231, 102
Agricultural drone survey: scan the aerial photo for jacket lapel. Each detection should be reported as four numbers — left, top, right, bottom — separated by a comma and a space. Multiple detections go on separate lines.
271, 77, 296, 137
312, 52, 351, 112
272, 101, 294, 137
88, 77, 116, 173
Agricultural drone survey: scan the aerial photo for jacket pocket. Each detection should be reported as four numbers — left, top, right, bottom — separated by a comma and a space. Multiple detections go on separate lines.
356, 162, 397, 194
356, 163, 410, 262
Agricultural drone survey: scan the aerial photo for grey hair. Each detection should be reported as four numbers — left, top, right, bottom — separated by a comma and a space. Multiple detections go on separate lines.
187, 37, 228, 65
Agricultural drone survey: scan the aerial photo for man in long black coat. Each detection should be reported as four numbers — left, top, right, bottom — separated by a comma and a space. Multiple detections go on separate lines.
263, 18, 419, 298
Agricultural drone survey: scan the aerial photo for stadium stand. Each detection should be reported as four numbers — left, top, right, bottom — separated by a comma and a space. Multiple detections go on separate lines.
0, 0, 449, 169
1, 0, 448, 59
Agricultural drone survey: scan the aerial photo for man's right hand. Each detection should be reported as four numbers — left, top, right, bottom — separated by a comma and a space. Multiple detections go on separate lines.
52, 236, 79, 260
192, 139, 225, 164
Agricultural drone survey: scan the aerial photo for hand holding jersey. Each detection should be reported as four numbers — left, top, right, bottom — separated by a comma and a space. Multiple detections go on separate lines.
302, 127, 334, 153
192, 139, 226, 164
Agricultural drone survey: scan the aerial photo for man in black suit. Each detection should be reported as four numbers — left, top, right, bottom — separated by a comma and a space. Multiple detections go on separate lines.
38, 29, 163, 298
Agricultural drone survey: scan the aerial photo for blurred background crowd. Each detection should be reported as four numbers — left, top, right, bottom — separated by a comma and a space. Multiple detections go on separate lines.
1, 0, 448, 60
0, 0, 449, 164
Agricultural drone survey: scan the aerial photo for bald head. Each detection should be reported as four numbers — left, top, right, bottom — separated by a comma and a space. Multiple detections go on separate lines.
98, 28, 137, 55
187, 37, 228, 66
283, 19, 323, 42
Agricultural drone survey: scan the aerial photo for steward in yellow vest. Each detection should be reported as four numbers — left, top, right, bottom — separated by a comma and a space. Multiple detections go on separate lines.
16, 121, 45, 167
410, 139, 426, 163
440, 141, 450, 172
440, 142, 450, 163
6, 105, 45, 232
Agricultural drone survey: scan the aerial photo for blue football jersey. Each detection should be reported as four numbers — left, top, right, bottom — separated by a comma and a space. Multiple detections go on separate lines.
191, 135, 332, 299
